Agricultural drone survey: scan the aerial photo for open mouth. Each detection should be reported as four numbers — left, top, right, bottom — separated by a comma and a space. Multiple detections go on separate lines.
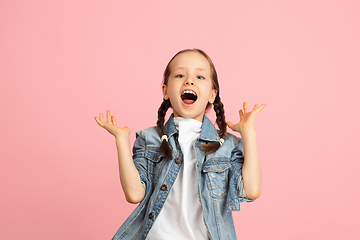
181, 89, 197, 105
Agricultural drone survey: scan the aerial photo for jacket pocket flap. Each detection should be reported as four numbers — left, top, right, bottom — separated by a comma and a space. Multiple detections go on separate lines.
145, 146, 161, 162
203, 157, 231, 172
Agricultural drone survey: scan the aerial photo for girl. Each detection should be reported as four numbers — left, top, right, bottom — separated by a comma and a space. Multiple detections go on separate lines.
95, 49, 265, 240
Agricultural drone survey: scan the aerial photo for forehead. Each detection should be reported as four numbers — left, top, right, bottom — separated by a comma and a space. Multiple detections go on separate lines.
170, 52, 211, 72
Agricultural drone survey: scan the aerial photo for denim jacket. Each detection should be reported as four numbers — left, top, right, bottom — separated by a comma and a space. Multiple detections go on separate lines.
112, 114, 253, 240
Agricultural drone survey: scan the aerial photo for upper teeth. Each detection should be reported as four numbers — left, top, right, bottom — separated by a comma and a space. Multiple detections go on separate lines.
182, 90, 197, 96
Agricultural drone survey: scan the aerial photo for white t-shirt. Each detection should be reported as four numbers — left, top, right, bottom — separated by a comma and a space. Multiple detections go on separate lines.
146, 117, 208, 240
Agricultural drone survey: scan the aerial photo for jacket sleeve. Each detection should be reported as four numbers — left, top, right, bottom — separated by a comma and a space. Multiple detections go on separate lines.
132, 130, 150, 191
227, 135, 254, 211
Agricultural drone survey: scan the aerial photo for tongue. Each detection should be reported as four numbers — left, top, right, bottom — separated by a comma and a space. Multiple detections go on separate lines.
183, 99, 195, 105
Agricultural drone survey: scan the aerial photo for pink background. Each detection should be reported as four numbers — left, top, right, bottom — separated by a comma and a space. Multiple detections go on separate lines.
1, 0, 359, 239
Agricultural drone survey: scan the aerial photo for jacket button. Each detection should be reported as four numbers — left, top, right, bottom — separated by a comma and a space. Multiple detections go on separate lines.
149, 213, 154, 219
161, 184, 167, 191
175, 158, 181, 164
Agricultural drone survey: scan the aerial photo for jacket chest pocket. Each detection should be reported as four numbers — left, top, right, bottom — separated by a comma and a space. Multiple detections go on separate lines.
145, 146, 166, 184
203, 157, 231, 199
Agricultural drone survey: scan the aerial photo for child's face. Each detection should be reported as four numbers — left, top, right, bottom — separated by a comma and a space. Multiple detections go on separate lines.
163, 52, 217, 122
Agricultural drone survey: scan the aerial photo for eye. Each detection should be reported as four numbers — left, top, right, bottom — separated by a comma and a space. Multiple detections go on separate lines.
197, 75, 205, 80
176, 74, 185, 78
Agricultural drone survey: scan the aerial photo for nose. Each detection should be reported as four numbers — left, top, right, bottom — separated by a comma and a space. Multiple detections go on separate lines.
184, 77, 195, 86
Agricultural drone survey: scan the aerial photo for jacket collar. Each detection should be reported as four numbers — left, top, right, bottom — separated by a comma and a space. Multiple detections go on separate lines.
163, 114, 177, 139
164, 114, 220, 142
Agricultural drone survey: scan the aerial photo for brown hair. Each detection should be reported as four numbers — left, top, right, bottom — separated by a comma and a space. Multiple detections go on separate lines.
157, 49, 227, 158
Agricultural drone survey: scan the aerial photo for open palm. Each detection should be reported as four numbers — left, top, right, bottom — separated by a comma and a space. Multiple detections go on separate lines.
227, 102, 266, 133
94, 110, 130, 138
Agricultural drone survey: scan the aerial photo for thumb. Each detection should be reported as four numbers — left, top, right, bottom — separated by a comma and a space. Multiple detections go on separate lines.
94, 117, 104, 127
124, 126, 131, 135
226, 121, 234, 130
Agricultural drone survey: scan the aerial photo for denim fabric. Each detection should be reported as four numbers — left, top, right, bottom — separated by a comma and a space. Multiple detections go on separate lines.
112, 114, 253, 240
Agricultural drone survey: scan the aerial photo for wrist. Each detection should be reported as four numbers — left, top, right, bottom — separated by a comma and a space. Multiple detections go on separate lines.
115, 132, 130, 142
239, 127, 256, 137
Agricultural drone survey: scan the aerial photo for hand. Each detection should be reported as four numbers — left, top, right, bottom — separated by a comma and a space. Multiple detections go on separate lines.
94, 110, 131, 139
227, 102, 266, 134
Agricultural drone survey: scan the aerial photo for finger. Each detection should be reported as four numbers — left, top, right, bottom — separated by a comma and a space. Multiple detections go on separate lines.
124, 126, 131, 135
255, 103, 266, 114
243, 102, 249, 113
238, 109, 244, 117
99, 113, 104, 123
112, 116, 117, 126
226, 121, 234, 130
94, 117, 103, 127
253, 104, 258, 110
106, 110, 111, 123
257, 103, 266, 112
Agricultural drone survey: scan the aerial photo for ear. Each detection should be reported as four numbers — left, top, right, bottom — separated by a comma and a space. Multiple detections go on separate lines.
209, 89, 218, 103
162, 84, 168, 100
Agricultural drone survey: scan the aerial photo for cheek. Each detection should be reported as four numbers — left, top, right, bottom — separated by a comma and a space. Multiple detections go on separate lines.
166, 83, 179, 98
201, 84, 215, 100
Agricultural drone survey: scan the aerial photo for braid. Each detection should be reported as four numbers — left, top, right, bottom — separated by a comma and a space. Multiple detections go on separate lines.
156, 99, 172, 159
198, 94, 227, 156
213, 95, 227, 140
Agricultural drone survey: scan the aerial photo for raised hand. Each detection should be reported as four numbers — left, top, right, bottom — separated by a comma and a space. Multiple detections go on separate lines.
227, 102, 266, 134
94, 110, 131, 138
95, 111, 145, 203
